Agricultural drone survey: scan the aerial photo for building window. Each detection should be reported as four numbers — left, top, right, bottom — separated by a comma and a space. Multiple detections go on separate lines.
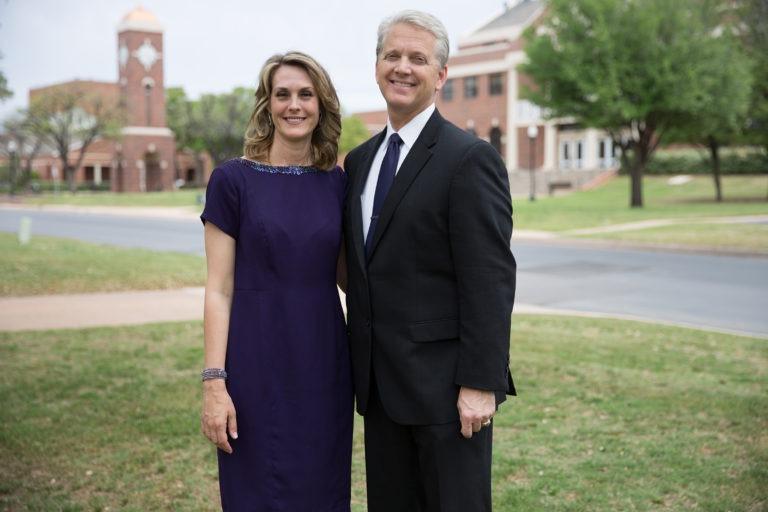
464, 76, 478, 99
442, 79, 454, 101
576, 141, 583, 169
489, 73, 503, 95
560, 141, 571, 169
490, 127, 502, 154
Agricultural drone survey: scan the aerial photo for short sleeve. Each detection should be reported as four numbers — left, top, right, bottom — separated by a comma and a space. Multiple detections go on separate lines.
200, 167, 240, 240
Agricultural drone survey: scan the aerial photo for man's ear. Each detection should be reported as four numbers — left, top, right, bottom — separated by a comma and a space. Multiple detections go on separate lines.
435, 66, 448, 91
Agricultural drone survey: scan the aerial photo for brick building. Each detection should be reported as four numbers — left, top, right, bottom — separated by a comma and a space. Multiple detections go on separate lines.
21, 7, 210, 192
357, 0, 618, 191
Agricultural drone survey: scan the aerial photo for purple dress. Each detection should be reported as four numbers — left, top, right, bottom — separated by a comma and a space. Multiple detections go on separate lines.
201, 158, 352, 512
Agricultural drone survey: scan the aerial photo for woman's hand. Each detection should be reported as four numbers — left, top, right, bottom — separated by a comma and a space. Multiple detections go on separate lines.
201, 380, 238, 454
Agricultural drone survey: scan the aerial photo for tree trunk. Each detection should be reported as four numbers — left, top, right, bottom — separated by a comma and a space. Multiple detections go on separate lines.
707, 136, 722, 202
64, 165, 76, 194
629, 161, 643, 208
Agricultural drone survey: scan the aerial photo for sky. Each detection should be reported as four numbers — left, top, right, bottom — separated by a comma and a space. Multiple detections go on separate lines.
0, 0, 512, 121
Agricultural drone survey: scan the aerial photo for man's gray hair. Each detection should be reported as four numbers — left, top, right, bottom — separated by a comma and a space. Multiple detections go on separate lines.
376, 10, 450, 68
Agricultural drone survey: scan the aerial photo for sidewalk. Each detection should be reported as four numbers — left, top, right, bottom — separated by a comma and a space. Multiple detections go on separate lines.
0, 202, 201, 220
0, 287, 204, 332
1, 287, 763, 338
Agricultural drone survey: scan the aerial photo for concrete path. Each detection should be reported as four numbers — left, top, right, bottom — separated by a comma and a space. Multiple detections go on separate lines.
0, 288, 204, 332
1, 287, 764, 339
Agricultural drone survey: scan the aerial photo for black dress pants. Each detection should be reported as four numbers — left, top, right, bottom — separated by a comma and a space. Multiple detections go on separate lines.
363, 376, 493, 512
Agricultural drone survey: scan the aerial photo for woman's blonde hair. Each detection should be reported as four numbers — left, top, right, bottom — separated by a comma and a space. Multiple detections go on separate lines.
243, 52, 341, 170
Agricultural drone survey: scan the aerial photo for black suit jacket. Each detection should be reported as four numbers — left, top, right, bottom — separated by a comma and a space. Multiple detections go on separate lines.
343, 110, 516, 425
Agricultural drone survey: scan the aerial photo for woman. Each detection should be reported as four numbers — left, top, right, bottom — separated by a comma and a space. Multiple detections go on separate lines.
200, 52, 352, 511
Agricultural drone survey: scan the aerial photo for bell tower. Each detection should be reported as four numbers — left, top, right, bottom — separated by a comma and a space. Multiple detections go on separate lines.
114, 6, 176, 192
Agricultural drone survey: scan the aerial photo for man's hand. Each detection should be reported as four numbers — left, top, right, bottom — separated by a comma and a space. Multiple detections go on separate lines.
457, 386, 496, 439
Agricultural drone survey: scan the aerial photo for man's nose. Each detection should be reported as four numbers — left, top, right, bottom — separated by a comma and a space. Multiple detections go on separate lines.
394, 57, 411, 74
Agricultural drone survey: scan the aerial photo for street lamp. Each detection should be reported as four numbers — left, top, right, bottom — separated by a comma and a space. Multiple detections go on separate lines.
526, 125, 539, 201
7, 139, 18, 196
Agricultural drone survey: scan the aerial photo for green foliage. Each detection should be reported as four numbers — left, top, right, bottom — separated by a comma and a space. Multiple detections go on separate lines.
739, 0, 768, 152
340, 115, 370, 154
0, 71, 10, 103
165, 87, 253, 165
520, 0, 737, 206
0, 53, 11, 102
27, 85, 124, 193
641, 151, 768, 175
521, 0, 713, 130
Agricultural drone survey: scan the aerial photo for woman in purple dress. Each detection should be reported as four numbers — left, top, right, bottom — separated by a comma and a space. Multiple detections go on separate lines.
199, 52, 352, 511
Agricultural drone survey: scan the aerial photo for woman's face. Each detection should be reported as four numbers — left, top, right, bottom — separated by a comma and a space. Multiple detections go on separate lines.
269, 65, 320, 145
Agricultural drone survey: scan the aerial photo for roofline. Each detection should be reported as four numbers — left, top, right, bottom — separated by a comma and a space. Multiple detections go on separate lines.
457, 2, 545, 48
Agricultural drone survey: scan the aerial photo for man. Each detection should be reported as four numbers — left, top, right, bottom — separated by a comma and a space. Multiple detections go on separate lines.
343, 10, 516, 512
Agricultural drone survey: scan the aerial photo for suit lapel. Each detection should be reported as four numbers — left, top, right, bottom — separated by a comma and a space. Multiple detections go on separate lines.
367, 110, 443, 261
350, 130, 386, 271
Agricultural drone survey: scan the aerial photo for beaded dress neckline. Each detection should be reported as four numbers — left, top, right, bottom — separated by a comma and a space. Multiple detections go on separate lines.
237, 157, 319, 175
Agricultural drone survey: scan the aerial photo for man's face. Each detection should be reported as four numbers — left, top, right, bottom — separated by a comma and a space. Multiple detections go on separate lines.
375, 23, 447, 125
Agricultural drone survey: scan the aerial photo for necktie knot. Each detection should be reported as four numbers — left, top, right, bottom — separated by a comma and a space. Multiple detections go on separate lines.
388, 133, 403, 147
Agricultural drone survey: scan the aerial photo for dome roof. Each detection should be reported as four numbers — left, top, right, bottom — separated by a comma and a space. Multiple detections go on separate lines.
117, 6, 163, 33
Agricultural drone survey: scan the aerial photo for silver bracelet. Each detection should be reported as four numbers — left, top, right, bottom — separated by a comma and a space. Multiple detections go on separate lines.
201, 368, 227, 381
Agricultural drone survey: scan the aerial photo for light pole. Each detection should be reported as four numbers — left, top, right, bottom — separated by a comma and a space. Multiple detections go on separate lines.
7, 139, 18, 196
526, 125, 539, 201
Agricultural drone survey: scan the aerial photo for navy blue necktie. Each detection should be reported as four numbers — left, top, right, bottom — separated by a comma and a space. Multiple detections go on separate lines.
366, 132, 403, 257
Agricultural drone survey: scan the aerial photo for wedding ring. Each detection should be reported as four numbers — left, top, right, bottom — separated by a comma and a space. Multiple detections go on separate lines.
482, 419, 492, 427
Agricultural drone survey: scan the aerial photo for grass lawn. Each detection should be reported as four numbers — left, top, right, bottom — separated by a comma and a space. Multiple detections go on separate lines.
0, 233, 205, 296
514, 175, 768, 232
578, 221, 768, 252
1, 316, 765, 511
19, 189, 204, 208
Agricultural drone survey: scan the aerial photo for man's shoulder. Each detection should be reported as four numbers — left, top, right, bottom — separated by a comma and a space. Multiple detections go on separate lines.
345, 133, 381, 168
433, 117, 498, 161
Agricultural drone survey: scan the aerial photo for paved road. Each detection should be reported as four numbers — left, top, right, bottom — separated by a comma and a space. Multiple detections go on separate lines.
2, 207, 767, 337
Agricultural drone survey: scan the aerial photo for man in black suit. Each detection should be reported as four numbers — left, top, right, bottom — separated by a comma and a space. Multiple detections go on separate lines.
343, 9, 516, 512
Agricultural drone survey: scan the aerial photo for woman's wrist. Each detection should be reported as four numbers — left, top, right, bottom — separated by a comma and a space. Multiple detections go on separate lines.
201, 367, 227, 381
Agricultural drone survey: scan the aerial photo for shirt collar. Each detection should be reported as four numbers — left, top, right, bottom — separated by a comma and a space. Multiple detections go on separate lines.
384, 103, 435, 149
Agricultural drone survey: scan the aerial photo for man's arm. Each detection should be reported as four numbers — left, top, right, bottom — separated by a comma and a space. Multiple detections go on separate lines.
448, 141, 516, 437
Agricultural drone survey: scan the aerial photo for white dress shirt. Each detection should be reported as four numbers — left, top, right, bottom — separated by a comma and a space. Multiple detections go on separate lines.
361, 103, 436, 239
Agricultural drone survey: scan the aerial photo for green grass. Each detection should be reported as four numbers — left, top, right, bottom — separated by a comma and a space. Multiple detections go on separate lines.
20, 189, 205, 208
1, 316, 765, 511
0, 233, 205, 296
514, 175, 768, 232
579, 221, 768, 252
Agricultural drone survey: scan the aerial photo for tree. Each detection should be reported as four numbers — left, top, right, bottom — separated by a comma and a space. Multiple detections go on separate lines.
165, 87, 251, 167
738, 0, 768, 155
191, 88, 252, 166
0, 54, 12, 103
340, 115, 370, 155
521, 0, 722, 207
166, 87, 207, 184
1, 110, 44, 191
27, 85, 123, 193
667, 29, 753, 201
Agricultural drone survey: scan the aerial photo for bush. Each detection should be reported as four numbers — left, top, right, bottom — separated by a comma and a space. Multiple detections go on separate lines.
631, 151, 768, 175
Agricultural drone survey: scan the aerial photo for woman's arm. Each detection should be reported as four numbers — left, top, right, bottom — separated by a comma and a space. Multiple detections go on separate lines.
201, 222, 238, 454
